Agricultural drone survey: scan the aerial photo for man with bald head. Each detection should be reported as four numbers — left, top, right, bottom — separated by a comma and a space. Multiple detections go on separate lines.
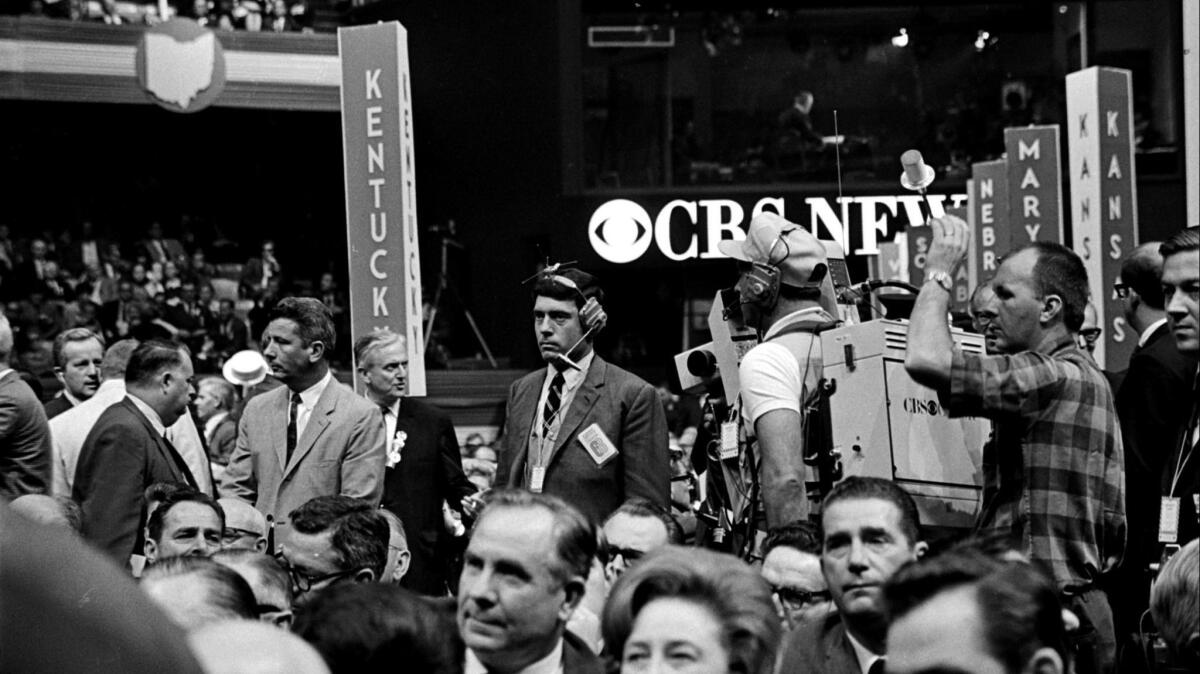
218, 497, 268, 552
189, 620, 330, 674
8, 494, 82, 532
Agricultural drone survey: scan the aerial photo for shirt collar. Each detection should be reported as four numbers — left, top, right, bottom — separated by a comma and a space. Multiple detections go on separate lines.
1139, 317, 1169, 347
127, 394, 166, 436
844, 630, 885, 674
547, 350, 595, 392
464, 639, 563, 674
762, 307, 832, 341
296, 370, 333, 410
62, 389, 84, 406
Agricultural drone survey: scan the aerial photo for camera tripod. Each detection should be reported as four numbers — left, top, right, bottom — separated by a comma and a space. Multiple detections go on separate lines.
423, 221, 498, 368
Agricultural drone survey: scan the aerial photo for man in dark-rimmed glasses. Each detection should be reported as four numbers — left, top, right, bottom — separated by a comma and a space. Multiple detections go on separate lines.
599, 498, 679, 583
277, 495, 389, 607
218, 497, 268, 552
760, 520, 831, 628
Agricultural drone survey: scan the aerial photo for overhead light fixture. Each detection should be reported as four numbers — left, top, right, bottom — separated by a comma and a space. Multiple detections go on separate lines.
974, 30, 997, 52
891, 28, 909, 48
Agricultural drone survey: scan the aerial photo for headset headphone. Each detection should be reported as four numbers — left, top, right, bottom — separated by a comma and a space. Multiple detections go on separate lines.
738, 228, 829, 309
526, 262, 606, 333
739, 230, 791, 308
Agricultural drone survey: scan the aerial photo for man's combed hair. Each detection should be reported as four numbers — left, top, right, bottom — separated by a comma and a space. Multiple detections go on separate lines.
269, 297, 337, 353
146, 489, 225, 543
353, 328, 405, 368
140, 556, 259, 624
100, 339, 139, 380
606, 498, 684, 546
125, 339, 187, 387
212, 548, 293, 606
293, 584, 463, 674
1159, 227, 1200, 258
884, 548, 1069, 674
1025, 241, 1089, 332
762, 520, 821, 557
52, 327, 105, 368
477, 489, 597, 582
530, 267, 605, 310
289, 496, 389, 579
1120, 243, 1167, 309
822, 476, 922, 546
378, 507, 408, 548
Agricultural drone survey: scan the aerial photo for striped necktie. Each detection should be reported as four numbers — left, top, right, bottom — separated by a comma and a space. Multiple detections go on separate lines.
542, 370, 565, 437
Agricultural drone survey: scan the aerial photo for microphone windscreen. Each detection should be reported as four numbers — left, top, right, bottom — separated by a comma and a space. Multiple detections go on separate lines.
900, 149, 927, 185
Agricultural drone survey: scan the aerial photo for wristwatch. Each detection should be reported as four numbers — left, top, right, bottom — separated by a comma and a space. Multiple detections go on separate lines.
925, 270, 954, 292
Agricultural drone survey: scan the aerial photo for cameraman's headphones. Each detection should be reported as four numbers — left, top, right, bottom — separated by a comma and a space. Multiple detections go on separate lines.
739, 229, 791, 308
739, 228, 828, 309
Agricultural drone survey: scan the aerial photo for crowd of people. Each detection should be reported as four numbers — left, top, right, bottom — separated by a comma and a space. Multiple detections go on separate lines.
0, 215, 1197, 674
0, 220, 356, 394
14, 0, 315, 33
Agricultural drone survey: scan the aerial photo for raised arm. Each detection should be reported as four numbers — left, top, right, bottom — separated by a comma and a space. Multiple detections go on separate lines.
905, 214, 971, 390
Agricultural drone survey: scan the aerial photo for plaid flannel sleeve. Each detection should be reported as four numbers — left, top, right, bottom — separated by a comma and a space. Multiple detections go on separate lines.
947, 350, 1067, 419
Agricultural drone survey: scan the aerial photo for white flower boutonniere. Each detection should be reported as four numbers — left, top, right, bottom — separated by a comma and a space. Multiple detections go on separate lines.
387, 430, 407, 468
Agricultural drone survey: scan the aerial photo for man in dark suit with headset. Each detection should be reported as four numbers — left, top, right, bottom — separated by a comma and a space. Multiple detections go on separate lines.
719, 212, 838, 529
494, 266, 669, 525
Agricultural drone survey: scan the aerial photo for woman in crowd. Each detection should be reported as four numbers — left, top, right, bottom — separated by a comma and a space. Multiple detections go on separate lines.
602, 546, 781, 674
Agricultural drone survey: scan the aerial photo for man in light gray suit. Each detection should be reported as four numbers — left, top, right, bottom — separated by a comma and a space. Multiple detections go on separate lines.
221, 298, 385, 549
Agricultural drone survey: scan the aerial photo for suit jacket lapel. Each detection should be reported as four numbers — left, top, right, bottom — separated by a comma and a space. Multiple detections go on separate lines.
286, 382, 335, 475
122, 398, 195, 486
547, 357, 605, 468
505, 371, 547, 487
271, 386, 289, 472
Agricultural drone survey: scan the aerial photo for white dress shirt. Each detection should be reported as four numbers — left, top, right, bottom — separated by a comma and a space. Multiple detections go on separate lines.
293, 370, 334, 441
846, 630, 885, 674
530, 350, 595, 457
1138, 317, 1169, 348
377, 398, 402, 457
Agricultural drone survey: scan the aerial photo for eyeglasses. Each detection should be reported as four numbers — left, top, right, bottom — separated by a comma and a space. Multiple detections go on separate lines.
1078, 327, 1102, 345
275, 554, 359, 592
1112, 282, 1132, 300
603, 545, 646, 565
222, 527, 263, 544
771, 585, 831, 609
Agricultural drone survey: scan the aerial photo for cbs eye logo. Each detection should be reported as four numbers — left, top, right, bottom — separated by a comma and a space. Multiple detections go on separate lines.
588, 199, 653, 264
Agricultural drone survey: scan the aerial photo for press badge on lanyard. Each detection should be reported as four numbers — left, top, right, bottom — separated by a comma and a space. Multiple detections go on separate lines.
1158, 496, 1180, 544
530, 466, 547, 493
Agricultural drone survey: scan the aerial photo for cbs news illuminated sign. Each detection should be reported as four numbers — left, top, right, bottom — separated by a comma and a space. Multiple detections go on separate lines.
587, 192, 967, 264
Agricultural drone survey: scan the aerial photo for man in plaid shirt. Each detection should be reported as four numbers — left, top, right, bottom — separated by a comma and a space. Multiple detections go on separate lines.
905, 215, 1125, 674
